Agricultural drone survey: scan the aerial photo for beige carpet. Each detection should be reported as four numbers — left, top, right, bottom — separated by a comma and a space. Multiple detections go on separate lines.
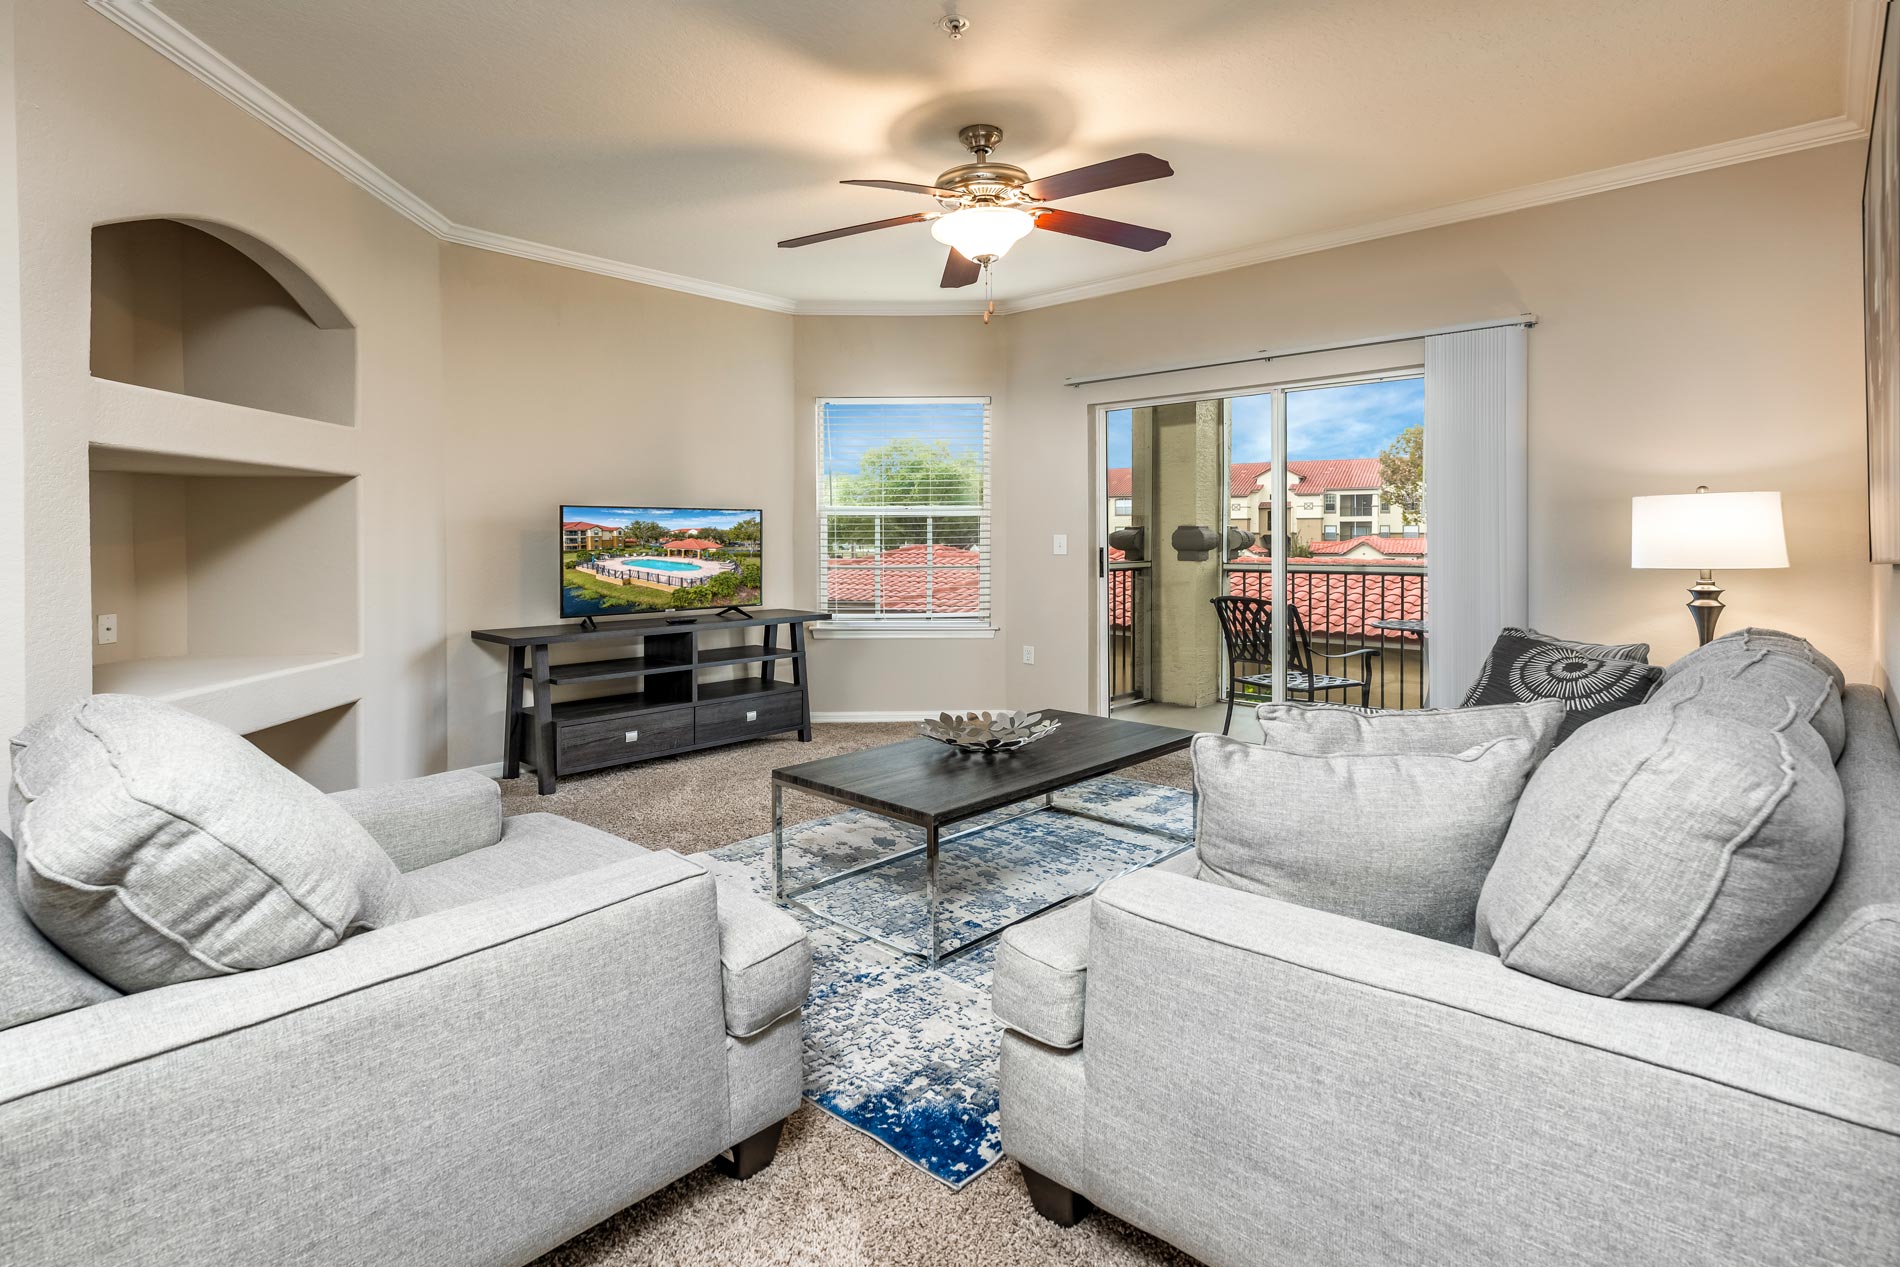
502, 724, 1199, 1267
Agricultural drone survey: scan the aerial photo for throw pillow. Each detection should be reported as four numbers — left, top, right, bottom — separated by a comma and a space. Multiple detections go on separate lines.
1656, 636, 1845, 761
1255, 698, 1566, 763
1461, 629, 1663, 742
1670, 627, 1845, 694
0, 831, 120, 1030
1504, 626, 1650, 663
12, 695, 415, 993
1474, 695, 1844, 1004
1192, 731, 1543, 946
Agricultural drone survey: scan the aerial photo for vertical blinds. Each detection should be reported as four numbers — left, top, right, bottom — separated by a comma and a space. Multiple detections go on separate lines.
817, 398, 992, 623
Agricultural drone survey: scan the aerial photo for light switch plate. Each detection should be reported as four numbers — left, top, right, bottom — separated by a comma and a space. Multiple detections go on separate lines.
1052, 534, 1068, 555
1022, 645, 1035, 665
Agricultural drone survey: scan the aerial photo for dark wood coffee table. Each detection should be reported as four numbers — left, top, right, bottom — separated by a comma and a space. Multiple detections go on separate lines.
771, 709, 1197, 965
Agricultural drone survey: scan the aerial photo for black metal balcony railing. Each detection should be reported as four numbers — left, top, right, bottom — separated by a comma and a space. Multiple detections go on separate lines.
1107, 559, 1428, 711
1223, 562, 1427, 710
1107, 561, 1151, 703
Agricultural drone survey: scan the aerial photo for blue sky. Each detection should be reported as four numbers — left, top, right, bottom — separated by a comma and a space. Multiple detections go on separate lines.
563, 506, 759, 531
1106, 377, 1423, 467
821, 401, 986, 477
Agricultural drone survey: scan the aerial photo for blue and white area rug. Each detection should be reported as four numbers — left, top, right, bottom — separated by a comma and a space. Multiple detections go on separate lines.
699, 775, 1194, 1190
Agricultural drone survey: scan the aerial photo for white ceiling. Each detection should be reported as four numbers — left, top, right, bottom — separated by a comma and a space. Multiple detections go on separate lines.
117, 0, 1873, 312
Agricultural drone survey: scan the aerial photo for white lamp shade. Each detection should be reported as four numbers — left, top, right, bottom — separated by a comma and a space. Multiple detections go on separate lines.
930, 207, 1035, 262
1630, 491, 1789, 570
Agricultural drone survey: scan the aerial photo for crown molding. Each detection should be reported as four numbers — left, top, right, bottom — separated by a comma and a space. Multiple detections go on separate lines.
93, 0, 1877, 322
997, 114, 1868, 315
1845, 0, 1889, 129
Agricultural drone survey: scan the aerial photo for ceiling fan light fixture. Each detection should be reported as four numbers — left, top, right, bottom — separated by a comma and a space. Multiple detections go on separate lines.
930, 206, 1035, 262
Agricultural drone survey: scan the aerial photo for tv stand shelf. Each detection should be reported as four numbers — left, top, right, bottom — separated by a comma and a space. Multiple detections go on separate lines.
471, 609, 828, 794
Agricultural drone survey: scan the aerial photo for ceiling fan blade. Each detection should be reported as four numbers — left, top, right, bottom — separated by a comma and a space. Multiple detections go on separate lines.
842, 178, 964, 199
1034, 208, 1170, 252
1023, 153, 1173, 202
778, 212, 931, 249
940, 248, 981, 289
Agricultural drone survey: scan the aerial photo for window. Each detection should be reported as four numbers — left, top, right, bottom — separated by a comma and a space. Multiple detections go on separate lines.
1112, 497, 1132, 517
1323, 525, 1339, 541
1340, 520, 1373, 538
1323, 493, 1337, 514
1402, 525, 1420, 538
817, 398, 991, 629
1339, 493, 1374, 517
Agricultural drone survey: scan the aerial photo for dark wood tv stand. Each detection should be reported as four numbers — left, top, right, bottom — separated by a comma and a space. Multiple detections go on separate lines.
471, 609, 829, 794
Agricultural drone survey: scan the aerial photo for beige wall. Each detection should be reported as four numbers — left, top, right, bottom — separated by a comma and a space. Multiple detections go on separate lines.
1000, 141, 1870, 710
439, 245, 795, 768
14, 0, 447, 783
791, 316, 1011, 715
0, 0, 1880, 777
0, 0, 25, 747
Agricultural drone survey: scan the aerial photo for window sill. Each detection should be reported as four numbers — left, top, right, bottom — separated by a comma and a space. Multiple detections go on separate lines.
813, 623, 999, 640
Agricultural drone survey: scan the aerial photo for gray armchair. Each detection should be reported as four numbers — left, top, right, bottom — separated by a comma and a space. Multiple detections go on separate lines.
995, 686, 1900, 1267
1, 769, 809, 1267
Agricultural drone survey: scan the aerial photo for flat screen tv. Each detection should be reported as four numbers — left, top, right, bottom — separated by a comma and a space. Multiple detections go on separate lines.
560, 505, 764, 621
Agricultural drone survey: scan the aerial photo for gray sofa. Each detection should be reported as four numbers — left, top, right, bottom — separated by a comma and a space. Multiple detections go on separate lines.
996, 681, 1900, 1267
1, 768, 810, 1267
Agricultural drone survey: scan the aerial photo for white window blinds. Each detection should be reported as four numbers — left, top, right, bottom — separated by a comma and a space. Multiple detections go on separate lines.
817, 398, 992, 625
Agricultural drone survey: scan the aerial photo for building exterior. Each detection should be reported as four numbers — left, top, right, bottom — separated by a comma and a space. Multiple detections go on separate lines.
562, 520, 609, 551
1106, 462, 1425, 550
661, 537, 721, 556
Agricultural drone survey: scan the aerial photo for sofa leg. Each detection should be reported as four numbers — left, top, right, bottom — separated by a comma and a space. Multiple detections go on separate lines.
1020, 1164, 1093, 1227
715, 1119, 784, 1180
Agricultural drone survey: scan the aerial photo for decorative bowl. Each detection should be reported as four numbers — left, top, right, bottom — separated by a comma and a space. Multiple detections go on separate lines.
919, 710, 1061, 754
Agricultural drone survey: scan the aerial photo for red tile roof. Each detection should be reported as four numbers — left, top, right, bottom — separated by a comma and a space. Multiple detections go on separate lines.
1308, 535, 1427, 557
1110, 561, 1425, 639
661, 537, 720, 552
826, 544, 983, 613
1105, 461, 1387, 501
563, 521, 606, 531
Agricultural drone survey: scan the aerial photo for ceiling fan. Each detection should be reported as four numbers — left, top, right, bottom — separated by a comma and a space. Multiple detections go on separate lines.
778, 124, 1174, 292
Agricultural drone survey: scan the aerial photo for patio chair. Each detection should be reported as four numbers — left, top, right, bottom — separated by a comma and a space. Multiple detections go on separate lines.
1210, 594, 1382, 734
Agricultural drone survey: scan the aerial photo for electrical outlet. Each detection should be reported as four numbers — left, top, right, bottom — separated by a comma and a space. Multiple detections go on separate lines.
1022, 645, 1035, 665
1052, 533, 1068, 556
96, 613, 118, 645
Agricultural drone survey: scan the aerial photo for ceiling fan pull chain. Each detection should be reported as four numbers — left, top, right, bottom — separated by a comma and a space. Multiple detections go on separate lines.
982, 262, 994, 324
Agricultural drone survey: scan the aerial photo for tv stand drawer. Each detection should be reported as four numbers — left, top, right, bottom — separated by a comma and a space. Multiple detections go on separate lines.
696, 692, 803, 744
557, 706, 693, 772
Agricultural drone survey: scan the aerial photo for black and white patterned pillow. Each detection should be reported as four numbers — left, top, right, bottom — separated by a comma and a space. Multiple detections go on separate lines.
1462, 630, 1663, 742
1502, 626, 1650, 663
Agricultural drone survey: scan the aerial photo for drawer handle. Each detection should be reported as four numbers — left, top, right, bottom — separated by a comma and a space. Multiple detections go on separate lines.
624, 730, 639, 743
745, 710, 758, 722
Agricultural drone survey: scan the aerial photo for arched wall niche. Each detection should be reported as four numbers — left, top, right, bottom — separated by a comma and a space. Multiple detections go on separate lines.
90, 217, 357, 425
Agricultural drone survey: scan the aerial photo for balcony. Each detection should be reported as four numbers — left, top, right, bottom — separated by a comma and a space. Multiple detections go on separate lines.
1110, 559, 1427, 713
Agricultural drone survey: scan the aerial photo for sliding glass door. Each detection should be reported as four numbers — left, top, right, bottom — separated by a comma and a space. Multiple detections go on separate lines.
1100, 372, 1427, 728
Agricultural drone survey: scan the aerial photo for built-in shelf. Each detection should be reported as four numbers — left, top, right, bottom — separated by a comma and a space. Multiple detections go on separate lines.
89, 378, 357, 478
91, 218, 357, 427
88, 445, 362, 737
93, 653, 364, 737
244, 702, 359, 793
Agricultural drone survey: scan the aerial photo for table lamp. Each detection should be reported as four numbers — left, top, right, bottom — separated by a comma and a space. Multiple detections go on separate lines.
1631, 487, 1788, 645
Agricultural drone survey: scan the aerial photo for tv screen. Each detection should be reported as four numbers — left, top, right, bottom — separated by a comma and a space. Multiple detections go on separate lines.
560, 505, 763, 620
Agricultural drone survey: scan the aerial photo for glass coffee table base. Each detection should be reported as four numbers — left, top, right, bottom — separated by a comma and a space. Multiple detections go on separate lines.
770, 781, 1195, 967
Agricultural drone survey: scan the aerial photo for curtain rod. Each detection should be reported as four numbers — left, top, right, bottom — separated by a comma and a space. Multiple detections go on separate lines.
1062, 314, 1538, 388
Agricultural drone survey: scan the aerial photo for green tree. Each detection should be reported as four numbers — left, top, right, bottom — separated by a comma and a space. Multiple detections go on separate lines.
827, 438, 982, 551
725, 516, 762, 544
1379, 425, 1425, 527
669, 583, 715, 610
739, 560, 762, 589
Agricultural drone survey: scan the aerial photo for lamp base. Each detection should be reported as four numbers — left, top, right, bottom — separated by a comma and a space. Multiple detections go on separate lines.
1686, 571, 1725, 646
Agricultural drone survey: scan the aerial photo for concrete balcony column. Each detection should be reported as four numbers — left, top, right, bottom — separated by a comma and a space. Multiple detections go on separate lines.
1145, 399, 1223, 708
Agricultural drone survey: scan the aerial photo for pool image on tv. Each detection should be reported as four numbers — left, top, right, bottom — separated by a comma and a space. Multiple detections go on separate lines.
560, 505, 764, 619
